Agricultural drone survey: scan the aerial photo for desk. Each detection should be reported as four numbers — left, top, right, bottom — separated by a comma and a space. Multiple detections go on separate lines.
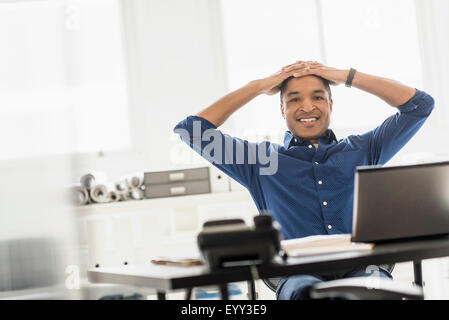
87, 235, 449, 299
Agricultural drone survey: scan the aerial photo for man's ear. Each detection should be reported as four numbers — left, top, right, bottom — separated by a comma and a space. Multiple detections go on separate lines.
280, 104, 286, 119
329, 99, 333, 113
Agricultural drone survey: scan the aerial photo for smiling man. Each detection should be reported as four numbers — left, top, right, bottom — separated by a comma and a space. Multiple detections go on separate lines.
174, 61, 435, 300
280, 74, 333, 147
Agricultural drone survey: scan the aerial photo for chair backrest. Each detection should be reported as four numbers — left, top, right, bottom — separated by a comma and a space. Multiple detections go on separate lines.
309, 276, 424, 300
262, 277, 280, 292
380, 264, 395, 274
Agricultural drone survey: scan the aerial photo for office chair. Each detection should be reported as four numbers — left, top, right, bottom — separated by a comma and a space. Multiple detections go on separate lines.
259, 264, 424, 300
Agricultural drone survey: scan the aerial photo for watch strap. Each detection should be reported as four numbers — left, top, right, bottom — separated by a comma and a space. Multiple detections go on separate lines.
345, 68, 357, 88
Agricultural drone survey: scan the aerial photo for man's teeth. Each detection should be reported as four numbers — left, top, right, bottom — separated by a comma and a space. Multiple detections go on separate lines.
300, 118, 317, 122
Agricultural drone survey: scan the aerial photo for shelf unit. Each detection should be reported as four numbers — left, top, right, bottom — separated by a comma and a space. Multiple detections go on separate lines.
76, 191, 258, 268
75, 190, 254, 217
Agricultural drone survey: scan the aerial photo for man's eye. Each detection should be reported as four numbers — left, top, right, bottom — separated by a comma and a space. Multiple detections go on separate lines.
314, 96, 324, 100
290, 98, 299, 103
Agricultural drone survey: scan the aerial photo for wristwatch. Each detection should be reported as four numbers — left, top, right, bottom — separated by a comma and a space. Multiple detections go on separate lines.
345, 68, 357, 88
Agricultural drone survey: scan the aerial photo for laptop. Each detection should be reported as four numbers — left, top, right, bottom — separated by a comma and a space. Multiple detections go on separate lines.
351, 161, 449, 243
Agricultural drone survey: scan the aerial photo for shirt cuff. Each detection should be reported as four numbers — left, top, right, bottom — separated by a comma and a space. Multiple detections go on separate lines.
186, 115, 217, 130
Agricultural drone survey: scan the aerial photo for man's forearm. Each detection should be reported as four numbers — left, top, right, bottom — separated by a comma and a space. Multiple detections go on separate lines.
196, 80, 263, 127
195, 63, 306, 126
351, 71, 417, 108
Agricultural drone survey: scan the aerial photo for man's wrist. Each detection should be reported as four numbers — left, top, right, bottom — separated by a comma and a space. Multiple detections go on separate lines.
345, 68, 357, 88
339, 69, 351, 85
248, 79, 265, 95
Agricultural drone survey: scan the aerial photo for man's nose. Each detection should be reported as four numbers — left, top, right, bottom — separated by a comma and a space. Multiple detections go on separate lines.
300, 99, 316, 112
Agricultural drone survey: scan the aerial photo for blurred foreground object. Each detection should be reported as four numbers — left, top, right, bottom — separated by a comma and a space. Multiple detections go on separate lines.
0, 238, 62, 291
0, 158, 81, 299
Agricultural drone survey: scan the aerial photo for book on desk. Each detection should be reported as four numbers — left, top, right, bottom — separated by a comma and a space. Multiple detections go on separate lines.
281, 234, 374, 257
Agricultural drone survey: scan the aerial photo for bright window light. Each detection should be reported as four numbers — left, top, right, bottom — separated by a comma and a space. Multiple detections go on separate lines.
0, 0, 131, 160
321, 0, 423, 132
220, 0, 322, 143
220, 0, 423, 140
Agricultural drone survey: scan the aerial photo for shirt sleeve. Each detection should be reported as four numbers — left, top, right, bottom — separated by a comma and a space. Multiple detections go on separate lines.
360, 89, 435, 166
173, 115, 266, 189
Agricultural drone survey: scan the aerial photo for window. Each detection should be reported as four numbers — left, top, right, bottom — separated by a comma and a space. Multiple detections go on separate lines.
0, 0, 130, 160
219, 0, 423, 141
320, 0, 423, 132
220, 0, 322, 144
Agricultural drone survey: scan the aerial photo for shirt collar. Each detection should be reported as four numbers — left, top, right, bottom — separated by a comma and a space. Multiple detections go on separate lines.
283, 129, 338, 149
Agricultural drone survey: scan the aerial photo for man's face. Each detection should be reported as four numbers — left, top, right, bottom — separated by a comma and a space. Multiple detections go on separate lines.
280, 75, 333, 144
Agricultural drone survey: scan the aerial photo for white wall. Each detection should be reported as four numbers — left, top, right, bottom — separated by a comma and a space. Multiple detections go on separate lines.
383, 0, 449, 166
71, 0, 230, 181
416, 0, 449, 135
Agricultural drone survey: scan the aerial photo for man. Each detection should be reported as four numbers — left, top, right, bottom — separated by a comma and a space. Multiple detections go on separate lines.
174, 61, 435, 300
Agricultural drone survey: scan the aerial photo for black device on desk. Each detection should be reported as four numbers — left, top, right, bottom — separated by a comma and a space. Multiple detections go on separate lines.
197, 215, 281, 271
352, 161, 449, 243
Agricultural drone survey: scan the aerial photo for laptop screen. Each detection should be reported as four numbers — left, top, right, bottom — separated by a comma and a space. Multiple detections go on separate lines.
352, 161, 449, 243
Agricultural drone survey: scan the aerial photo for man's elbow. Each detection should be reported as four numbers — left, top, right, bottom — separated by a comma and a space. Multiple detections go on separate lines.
425, 94, 435, 117
173, 122, 182, 134
173, 119, 189, 142
417, 91, 435, 117
173, 116, 188, 133
429, 95, 435, 110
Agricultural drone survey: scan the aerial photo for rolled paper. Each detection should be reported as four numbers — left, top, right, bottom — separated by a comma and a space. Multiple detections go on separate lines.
71, 186, 89, 206
129, 188, 144, 200
108, 191, 120, 203
90, 184, 109, 203
129, 175, 143, 189
115, 189, 129, 201
115, 181, 128, 192
80, 173, 96, 189
123, 173, 143, 189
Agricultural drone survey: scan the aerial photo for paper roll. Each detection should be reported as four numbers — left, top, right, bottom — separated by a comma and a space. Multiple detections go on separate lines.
71, 186, 89, 206
115, 181, 128, 192
122, 173, 143, 189
108, 191, 120, 203
80, 174, 96, 189
90, 185, 109, 203
129, 188, 144, 200
117, 190, 130, 201
129, 176, 143, 189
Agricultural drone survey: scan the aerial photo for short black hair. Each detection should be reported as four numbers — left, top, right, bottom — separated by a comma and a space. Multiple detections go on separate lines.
280, 75, 332, 104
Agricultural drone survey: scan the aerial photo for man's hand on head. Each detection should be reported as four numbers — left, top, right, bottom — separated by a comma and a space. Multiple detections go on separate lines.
284, 60, 418, 107
257, 61, 318, 96
284, 61, 349, 86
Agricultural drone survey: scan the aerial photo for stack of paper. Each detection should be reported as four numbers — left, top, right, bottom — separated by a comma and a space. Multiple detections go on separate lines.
281, 234, 374, 257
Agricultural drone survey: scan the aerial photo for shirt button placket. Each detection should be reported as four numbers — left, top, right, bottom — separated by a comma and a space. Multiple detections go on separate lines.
313, 155, 328, 232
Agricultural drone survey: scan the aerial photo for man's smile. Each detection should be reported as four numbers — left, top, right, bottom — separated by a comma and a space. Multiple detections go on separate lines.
296, 116, 320, 127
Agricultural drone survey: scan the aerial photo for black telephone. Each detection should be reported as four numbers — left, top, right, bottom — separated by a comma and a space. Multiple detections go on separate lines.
197, 215, 282, 271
